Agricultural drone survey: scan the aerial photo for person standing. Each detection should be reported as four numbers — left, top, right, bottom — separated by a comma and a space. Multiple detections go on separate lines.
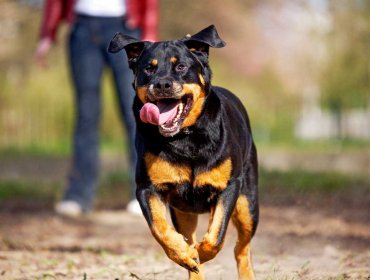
35, 0, 158, 217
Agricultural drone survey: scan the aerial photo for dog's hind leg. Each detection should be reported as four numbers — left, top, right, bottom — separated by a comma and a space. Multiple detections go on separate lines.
170, 208, 204, 280
231, 195, 255, 280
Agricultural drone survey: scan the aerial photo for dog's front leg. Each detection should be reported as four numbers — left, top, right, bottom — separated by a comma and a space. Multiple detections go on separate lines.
196, 183, 239, 263
137, 188, 200, 273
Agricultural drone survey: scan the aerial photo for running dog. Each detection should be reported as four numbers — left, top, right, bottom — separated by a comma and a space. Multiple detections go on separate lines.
108, 25, 259, 280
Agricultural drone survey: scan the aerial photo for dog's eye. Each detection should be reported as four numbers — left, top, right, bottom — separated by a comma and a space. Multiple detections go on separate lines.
175, 63, 187, 72
144, 65, 156, 75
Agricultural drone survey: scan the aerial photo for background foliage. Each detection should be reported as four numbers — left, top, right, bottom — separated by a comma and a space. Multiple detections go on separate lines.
0, 0, 369, 156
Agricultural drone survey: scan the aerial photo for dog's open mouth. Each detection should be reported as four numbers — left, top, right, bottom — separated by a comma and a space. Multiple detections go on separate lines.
140, 95, 193, 136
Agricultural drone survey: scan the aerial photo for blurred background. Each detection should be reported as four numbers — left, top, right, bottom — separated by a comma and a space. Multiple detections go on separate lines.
0, 0, 369, 208
0, 0, 369, 279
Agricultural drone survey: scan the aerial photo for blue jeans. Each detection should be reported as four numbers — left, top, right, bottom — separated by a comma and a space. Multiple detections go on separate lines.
64, 15, 139, 211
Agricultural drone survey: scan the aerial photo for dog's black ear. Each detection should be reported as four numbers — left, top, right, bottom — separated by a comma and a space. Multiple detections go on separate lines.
108, 32, 147, 64
183, 25, 226, 54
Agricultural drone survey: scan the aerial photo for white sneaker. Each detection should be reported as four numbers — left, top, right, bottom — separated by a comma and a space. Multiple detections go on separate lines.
126, 199, 142, 215
55, 200, 83, 218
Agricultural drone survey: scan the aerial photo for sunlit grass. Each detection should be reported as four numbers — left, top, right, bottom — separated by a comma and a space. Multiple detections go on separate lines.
0, 170, 132, 210
1, 169, 369, 209
0, 47, 132, 156
1, 39, 369, 157
259, 168, 370, 208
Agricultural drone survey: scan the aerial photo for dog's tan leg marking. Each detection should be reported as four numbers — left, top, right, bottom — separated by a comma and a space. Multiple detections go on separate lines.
172, 209, 204, 280
196, 202, 226, 264
148, 195, 200, 273
193, 158, 232, 190
232, 195, 255, 280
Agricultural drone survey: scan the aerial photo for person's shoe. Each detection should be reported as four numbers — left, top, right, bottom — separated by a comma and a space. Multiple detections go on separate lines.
55, 200, 83, 218
126, 199, 142, 215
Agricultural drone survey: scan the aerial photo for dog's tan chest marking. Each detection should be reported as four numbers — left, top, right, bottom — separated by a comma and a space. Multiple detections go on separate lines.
145, 153, 232, 190
193, 158, 232, 190
145, 153, 192, 189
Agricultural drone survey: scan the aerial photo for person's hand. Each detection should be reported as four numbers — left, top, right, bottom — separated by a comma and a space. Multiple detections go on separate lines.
35, 37, 52, 68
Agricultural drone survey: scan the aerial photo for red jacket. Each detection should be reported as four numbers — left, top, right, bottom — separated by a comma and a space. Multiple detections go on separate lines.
39, 0, 159, 42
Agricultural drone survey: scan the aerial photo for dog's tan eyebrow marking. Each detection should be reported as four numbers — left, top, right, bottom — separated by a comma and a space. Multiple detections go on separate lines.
150, 59, 158, 66
170, 57, 177, 64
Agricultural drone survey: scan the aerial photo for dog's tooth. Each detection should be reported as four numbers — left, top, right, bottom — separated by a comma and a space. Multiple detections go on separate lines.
176, 103, 183, 117
159, 102, 184, 132
149, 84, 154, 94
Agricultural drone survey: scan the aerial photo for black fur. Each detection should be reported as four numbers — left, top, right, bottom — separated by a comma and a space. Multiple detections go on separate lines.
109, 25, 259, 271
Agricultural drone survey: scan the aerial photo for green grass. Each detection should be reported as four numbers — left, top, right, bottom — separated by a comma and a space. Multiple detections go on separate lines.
0, 168, 369, 210
0, 170, 132, 210
259, 168, 370, 208
0, 44, 129, 157
0, 179, 62, 211
261, 169, 356, 193
257, 138, 370, 153
96, 171, 132, 208
1, 38, 369, 157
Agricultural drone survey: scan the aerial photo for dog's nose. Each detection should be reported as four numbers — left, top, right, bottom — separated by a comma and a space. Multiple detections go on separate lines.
155, 79, 173, 92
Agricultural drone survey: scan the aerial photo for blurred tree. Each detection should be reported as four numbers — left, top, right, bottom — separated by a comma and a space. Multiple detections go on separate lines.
320, 0, 370, 137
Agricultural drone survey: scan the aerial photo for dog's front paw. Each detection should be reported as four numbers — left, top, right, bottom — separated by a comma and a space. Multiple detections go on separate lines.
182, 245, 200, 273
163, 232, 200, 273
196, 235, 222, 263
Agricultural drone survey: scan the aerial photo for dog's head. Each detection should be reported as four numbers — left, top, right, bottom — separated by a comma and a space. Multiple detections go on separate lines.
108, 25, 225, 137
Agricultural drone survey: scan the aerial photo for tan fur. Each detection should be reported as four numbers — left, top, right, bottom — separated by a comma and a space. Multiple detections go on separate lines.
148, 195, 200, 272
137, 86, 148, 103
198, 74, 205, 86
151, 58, 158, 66
145, 153, 192, 190
172, 209, 205, 280
194, 158, 232, 189
232, 195, 255, 280
170, 57, 178, 64
196, 203, 225, 263
181, 83, 206, 128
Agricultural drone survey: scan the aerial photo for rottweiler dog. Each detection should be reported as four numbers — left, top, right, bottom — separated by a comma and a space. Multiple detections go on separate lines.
108, 25, 258, 280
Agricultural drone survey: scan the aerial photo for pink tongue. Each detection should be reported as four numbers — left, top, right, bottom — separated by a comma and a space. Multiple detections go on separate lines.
140, 100, 180, 125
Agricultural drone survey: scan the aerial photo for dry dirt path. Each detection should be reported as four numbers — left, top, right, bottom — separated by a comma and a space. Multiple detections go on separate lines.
0, 206, 369, 280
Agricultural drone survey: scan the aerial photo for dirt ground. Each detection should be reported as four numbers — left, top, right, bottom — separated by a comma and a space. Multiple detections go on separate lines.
0, 154, 369, 280
0, 204, 369, 280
